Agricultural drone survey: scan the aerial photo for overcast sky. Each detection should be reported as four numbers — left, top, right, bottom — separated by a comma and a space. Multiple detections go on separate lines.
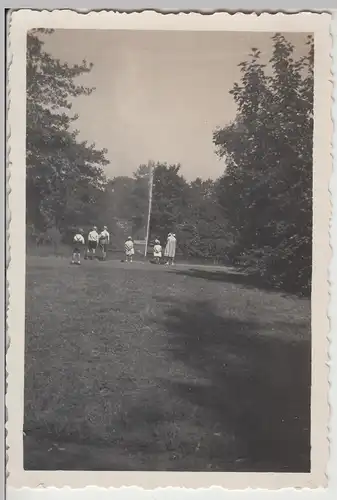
43, 29, 309, 181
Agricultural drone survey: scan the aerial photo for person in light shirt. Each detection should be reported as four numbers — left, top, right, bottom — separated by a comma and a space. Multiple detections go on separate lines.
99, 226, 110, 260
124, 236, 135, 263
71, 228, 85, 265
87, 225, 99, 259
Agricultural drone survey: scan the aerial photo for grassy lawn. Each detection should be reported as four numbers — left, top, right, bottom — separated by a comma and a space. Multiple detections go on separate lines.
24, 255, 311, 472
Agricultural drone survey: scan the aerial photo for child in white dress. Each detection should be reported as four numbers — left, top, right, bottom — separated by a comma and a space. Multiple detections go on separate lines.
153, 239, 162, 264
124, 236, 135, 263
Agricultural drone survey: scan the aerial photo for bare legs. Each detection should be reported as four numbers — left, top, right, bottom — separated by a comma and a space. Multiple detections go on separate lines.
71, 251, 81, 265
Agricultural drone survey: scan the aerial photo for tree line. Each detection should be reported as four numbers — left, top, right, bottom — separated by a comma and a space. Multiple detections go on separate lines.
26, 29, 313, 294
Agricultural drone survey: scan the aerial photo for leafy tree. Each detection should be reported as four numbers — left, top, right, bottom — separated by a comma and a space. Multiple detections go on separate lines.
213, 34, 313, 294
149, 163, 189, 242
105, 177, 136, 221
26, 29, 108, 236
178, 178, 229, 260
98, 167, 154, 245
131, 163, 154, 239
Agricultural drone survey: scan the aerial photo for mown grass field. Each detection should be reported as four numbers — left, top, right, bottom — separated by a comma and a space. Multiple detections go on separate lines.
24, 254, 311, 471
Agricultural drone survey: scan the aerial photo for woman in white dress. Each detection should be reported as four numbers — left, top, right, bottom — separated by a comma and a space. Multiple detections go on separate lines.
164, 233, 177, 265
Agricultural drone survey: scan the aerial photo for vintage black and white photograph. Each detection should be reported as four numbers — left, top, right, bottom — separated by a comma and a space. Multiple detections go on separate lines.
7, 10, 331, 489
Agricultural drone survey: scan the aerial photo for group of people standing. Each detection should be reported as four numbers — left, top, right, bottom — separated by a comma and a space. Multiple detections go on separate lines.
71, 226, 177, 266
123, 232, 177, 265
153, 233, 177, 265
71, 225, 110, 265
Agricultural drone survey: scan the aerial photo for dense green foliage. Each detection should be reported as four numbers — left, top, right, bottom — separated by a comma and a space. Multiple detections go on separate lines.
26, 29, 109, 238
177, 178, 229, 261
145, 163, 229, 260
149, 163, 189, 242
213, 34, 313, 293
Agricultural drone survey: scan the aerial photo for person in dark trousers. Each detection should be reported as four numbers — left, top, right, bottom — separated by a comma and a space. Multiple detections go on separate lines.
87, 226, 99, 260
71, 229, 85, 265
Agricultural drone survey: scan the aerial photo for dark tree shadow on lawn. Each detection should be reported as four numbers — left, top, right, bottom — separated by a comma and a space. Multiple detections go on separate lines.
158, 298, 311, 472
171, 268, 310, 297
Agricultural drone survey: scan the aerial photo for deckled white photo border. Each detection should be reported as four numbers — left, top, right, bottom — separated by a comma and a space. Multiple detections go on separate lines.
6, 9, 332, 490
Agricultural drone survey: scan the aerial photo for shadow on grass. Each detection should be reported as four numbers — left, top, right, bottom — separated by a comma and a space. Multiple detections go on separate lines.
171, 268, 310, 297
23, 260, 311, 471
158, 298, 311, 472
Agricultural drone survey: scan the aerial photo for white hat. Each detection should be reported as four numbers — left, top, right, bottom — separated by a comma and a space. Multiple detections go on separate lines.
104, 226, 108, 230
155, 239, 160, 244
127, 236, 132, 240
